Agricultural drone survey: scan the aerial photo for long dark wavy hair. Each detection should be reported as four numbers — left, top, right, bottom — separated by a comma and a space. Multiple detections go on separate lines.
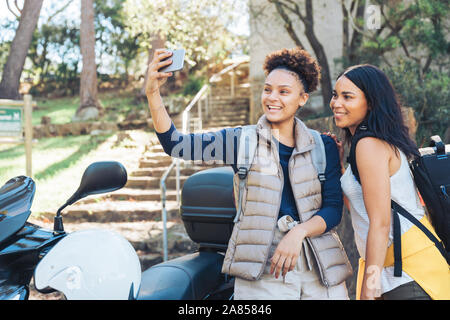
338, 64, 420, 159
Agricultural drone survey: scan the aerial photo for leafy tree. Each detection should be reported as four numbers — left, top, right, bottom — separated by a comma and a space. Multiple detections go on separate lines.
94, 0, 140, 83
122, 0, 246, 95
0, 0, 44, 99
27, 1, 80, 96
343, 0, 450, 144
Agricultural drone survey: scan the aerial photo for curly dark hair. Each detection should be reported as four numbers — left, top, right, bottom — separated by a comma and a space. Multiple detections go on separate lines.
263, 47, 321, 93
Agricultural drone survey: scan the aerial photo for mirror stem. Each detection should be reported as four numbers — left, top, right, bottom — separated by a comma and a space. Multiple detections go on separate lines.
53, 205, 67, 234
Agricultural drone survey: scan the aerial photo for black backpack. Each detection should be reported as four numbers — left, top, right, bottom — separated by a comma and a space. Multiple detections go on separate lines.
348, 122, 450, 277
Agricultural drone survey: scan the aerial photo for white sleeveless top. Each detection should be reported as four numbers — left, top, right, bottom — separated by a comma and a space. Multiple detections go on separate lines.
341, 149, 425, 295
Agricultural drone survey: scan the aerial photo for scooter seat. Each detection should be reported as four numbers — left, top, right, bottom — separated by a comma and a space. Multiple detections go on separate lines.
137, 250, 224, 300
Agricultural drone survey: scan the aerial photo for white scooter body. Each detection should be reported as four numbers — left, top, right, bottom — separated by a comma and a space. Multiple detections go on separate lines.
34, 229, 141, 300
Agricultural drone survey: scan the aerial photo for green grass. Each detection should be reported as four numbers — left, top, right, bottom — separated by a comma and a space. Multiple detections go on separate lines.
33, 91, 147, 125
33, 96, 79, 125
0, 134, 111, 215
1, 90, 153, 217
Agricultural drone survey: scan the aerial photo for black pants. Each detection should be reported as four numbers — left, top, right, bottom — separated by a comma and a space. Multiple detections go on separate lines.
381, 281, 431, 300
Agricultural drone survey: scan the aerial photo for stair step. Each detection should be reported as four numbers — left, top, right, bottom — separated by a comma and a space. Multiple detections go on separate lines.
147, 145, 164, 153
206, 116, 248, 122
206, 120, 247, 126
209, 109, 249, 115
144, 152, 171, 161
125, 176, 189, 189
139, 159, 173, 168
130, 165, 212, 177
212, 108, 248, 113
207, 115, 248, 120
209, 107, 249, 112
63, 200, 180, 222
79, 188, 179, 202
210, 97, 249, 103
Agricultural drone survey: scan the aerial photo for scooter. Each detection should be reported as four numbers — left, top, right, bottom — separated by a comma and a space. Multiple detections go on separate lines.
0, 161, 141, 300
137, 166, 236, 300
0, 161, 236, 300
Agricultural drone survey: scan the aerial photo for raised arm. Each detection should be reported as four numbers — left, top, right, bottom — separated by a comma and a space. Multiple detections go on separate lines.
145, 49, 174, 134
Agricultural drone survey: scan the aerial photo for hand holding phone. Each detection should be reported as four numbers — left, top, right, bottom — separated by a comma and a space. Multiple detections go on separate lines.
159, 49, 185, 73
145, 48, 184, 98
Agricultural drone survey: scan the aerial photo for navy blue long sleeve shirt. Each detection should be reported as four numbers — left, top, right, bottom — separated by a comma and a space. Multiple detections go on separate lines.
156, 122, 343, 232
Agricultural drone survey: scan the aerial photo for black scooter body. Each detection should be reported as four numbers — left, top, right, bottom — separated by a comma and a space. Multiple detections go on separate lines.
138, 250, 229, 300
0, 223, 64, 299
0, 175, 65, 299
0, 163, 236, 300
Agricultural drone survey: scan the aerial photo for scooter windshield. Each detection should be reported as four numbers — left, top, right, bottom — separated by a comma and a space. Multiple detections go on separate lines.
0, 176, 36, 243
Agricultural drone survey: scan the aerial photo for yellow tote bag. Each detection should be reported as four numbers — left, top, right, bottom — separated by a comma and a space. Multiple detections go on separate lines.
356, 216, 450, 300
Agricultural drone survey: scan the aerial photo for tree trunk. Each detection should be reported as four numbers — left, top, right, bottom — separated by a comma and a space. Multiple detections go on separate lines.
302, 0, 332, 115
75, 0, 102, 121
0, 0, 44, 100
270, 0, 332, 115
348, 1, 365, 66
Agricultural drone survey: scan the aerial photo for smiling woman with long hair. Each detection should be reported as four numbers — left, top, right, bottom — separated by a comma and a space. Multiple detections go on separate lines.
329, 64, 450, 300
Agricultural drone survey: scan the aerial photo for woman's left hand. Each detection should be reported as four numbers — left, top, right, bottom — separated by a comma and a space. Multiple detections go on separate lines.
323, 132, 345, 166
270, 226, 307, 278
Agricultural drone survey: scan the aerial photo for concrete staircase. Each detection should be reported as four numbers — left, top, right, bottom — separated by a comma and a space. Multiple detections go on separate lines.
57, 76, 250, 269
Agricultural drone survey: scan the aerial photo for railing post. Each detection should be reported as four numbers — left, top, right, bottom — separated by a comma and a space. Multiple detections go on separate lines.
176, 158, 180, 206
23, 94, 33, 178
198, 99, 202, 131
160, 181, 168, 262
230, 71, 235, 97
206, 87, 210, 119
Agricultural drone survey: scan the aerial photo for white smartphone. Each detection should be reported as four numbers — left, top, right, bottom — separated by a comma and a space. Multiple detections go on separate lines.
159, 49, 185, 73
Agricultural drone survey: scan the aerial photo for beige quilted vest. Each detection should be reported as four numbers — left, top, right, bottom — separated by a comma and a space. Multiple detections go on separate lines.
222, 115, 352, 287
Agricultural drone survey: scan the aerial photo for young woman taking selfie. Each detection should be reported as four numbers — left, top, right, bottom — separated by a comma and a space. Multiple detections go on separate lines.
329, 64, 450, 300
145, 47, 352, 300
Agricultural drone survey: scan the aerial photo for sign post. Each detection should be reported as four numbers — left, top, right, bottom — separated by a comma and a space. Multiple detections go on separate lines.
0, 94, 35, 177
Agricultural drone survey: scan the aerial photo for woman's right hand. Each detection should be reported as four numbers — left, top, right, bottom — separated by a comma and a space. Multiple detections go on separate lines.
145, 49, 174, 97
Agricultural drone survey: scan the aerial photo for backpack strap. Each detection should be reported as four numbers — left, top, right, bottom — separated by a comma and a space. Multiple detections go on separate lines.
347, 121, 376, 184
234, 125, 257, 223
308, 129, 327, 185
391, 200, 449, 276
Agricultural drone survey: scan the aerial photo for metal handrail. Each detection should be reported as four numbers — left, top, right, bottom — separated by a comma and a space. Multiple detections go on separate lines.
159, 57, 249, 261
159, 159, 176, 262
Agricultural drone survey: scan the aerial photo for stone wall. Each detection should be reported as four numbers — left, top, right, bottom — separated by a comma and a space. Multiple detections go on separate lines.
248, 0, 345, 124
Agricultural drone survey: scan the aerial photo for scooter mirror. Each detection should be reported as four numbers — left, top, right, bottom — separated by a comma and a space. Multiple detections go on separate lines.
68, 161, 128, 205
54, 162, 127, 233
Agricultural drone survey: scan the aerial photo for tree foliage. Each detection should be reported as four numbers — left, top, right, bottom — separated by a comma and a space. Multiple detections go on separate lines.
122, 0, 246, 70
343, 0, 450, 145
25, 0, 140, 97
